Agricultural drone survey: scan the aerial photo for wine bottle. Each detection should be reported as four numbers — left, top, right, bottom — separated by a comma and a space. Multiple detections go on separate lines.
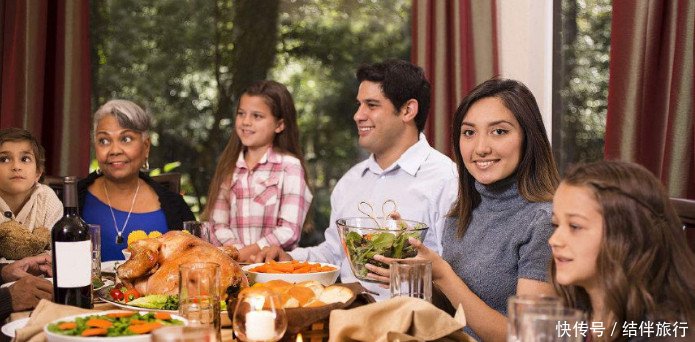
51, 176, 93, 308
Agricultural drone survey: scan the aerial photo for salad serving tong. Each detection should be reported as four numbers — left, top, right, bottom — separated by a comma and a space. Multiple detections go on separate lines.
358, 199, 398, 228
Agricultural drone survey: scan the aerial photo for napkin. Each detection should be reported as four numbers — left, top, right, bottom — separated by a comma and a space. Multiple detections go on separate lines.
328, 297, 471, 342
14, 299, 99, 342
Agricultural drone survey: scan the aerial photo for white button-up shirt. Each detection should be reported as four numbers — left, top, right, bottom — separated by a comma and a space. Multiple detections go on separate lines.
289, 135, 458, 299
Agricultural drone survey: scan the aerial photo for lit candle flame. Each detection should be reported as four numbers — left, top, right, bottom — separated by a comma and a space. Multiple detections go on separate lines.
296, 333, 303, 342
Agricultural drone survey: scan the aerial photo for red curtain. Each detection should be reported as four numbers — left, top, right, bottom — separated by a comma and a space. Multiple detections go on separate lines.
605, 0, 695, 199
0, 0, 91, 178
411, 0, 498, 156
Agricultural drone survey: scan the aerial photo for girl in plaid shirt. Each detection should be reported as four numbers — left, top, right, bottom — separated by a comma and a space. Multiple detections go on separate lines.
202, 80, 312, 262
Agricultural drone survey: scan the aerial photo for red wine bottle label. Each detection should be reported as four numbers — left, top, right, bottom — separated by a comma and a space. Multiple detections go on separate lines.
54, 241, 91, 287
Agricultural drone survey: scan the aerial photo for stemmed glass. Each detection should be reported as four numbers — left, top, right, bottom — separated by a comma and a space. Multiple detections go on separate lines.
232, 289, 287, 342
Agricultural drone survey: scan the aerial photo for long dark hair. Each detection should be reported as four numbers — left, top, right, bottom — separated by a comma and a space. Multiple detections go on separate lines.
551, 161, 695, 340
202, 80, 308, 221
449, 78, 559, 237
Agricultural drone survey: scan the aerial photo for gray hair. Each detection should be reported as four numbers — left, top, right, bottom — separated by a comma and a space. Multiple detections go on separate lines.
93, 99, 152, 138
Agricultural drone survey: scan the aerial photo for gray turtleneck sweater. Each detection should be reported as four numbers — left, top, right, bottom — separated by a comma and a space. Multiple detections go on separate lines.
442, 177, 553, 321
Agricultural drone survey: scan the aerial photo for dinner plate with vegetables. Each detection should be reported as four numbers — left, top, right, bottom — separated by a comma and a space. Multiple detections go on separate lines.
96, 285, 227, 313
44, 310, 185, 341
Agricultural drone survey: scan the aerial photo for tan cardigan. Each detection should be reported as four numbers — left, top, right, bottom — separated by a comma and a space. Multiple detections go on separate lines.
0, 183, 63, 232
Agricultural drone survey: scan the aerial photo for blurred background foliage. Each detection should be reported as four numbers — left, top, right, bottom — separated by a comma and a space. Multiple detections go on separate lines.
554, 0, 611, 173
90, 0, 411, 244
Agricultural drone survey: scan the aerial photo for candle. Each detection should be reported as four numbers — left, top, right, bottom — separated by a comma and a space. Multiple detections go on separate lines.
296, 333, 303, 342
245, 310, 276, 341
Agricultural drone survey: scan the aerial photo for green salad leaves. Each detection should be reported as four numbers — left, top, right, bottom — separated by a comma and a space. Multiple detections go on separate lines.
344, 229, 423, 278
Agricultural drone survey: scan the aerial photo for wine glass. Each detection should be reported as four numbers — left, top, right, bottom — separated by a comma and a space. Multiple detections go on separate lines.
232, 289, 287, 342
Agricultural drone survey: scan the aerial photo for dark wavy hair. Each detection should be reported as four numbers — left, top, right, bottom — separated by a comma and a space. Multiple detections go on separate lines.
449, 78, 560, 237
202, 80, 308, 222
0, 127, 46, 175
551, 161, 695, 340
356, 59, 431, 132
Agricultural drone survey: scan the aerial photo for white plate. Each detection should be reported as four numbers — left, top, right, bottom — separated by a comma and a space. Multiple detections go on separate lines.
96, 289, 177, 314
44, 310, 187, 342
242, 261, 340, 286
101, 260, 126, 274
1, 277, 53, 289
95, 287, 228, 314
0, 278, 113, 291
2, 317, 29, 337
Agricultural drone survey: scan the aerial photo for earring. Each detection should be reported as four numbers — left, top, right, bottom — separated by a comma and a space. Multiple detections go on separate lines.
142, 158, 150, 171
95, 168, 102, 175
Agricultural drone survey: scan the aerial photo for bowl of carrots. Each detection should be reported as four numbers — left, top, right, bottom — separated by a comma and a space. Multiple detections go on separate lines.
242, 260, 340, 286
44, 310, 186, 341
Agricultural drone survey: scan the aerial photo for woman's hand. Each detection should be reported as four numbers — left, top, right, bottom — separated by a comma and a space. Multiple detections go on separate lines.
407, 237, 450, 282
367, 237, 450, 288
365, 256, 393, 288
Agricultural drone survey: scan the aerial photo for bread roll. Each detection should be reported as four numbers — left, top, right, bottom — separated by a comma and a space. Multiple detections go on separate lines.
318, 285, 353, 304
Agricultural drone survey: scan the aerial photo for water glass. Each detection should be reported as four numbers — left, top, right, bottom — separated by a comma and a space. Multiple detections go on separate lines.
183, 221, 212, 243
389, 259, 432, 302
232, 289, 287, 342
507, 295, 563, 342
89, 224, 101, 281
518, 307, 586, 342
151, 326, 216, 342
179, 262, 221, 342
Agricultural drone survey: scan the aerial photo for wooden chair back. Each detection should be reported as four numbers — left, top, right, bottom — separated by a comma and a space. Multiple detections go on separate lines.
151, 172, 182, 194
671, 197, 695, 253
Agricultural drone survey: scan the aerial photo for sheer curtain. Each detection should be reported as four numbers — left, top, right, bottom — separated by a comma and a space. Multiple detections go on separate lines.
0, 0, 91, 177
411, 0, 498, 156
605, 0, 694, 198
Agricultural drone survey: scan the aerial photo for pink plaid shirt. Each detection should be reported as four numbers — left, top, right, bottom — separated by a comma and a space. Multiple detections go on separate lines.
210, 147, 312, 250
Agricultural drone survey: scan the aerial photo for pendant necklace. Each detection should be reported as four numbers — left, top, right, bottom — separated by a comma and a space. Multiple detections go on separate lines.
103, 179, 141, 244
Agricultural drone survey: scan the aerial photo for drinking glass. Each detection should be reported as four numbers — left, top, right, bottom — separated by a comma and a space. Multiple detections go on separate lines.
88, 224, 101, 282
507, 295, 563, 342
232, 289, 287, 342
183, 221, 212, 243
389, 259, 432, 302
518, 307, 586, 342
151, 326, 216, 342
179, 262, 221, 342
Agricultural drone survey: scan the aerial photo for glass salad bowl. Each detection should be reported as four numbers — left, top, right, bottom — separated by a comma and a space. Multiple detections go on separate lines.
336, 217, 428, 282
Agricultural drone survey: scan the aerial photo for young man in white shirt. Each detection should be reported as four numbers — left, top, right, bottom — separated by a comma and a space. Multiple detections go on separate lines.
253, 59, 458, 299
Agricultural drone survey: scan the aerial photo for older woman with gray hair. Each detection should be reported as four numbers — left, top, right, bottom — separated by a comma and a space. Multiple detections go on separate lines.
78, 100, 194, 261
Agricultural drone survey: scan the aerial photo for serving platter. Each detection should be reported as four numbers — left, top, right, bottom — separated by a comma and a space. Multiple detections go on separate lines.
0, 278, 113, 291
95, 287, 228, 314
95, 287, 177, 313
101, 260, 126, 274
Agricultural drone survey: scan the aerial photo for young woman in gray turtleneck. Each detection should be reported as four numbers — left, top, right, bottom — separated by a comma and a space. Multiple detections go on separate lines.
373, 79, 561, 341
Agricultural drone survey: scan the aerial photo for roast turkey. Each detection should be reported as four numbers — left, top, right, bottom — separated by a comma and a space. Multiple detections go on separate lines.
116, 230, 248, 296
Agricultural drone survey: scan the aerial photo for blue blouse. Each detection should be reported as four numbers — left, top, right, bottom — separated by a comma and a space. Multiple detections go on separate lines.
82, 192, 168, 261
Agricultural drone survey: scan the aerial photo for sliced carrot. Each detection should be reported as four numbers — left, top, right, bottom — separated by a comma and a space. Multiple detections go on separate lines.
129, 319, 148, 325
128, 322, 163, 335
154, 312, 172, 320
86, 318, 113, 329
57, 322, 77, 330
81, 328, 108, 337
106, 311, 137, 318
